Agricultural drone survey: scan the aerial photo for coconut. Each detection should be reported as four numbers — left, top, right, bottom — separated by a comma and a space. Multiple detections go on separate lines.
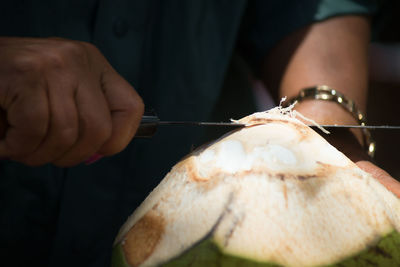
112, 106, 400, 267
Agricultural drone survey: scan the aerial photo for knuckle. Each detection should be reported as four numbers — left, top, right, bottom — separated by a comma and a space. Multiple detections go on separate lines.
13, 54, 44, 74
58, 40, 86, 57
80, 41, 100, 55
9, 39, 95, 75
13, 48, 66, 74
77, 41, 100, 65
46, 40, 85, 68
42, 49, 67, 69
44, 39, 89, 69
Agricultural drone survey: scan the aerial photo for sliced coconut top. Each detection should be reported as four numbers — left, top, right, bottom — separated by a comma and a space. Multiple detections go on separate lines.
115, 108, 400, 267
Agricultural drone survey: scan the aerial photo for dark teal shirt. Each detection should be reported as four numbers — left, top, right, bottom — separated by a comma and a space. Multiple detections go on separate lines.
0, 1, 378, 266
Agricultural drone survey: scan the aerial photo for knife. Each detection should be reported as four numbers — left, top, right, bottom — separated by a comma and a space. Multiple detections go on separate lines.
135, 110, 400, 138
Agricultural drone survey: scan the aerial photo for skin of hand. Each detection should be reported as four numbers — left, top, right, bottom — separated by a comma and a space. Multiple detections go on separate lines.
262, 15, 400, 196
0, 37, 144, 166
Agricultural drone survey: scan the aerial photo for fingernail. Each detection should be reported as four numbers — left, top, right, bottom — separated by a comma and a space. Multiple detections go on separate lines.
85, 153, 104, 165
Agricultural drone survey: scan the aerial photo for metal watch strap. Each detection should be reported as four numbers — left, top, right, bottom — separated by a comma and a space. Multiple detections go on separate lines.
286, 85, 375, 158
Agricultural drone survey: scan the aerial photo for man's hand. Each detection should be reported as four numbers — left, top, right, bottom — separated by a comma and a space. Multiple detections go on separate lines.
0, 37, 144, 166
261, 14, 400, 197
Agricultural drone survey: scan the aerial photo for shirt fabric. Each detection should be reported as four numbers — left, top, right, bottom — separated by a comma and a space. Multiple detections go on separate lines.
0, 1, 378, 266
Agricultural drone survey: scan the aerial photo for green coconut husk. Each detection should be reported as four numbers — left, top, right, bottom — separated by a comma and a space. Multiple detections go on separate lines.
112, 231, 400, 267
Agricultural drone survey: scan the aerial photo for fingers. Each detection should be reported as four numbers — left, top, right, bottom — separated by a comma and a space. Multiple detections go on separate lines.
356, 160, 400, 198
97, 66, 144, 156
0, 38, 143, 166
53, 78, 112, 167
0, 79, 49, 159
51, 68, 143, 166
17, 79, 79, 166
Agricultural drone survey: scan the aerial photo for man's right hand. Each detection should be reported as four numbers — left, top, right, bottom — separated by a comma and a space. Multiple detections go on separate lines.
0, 37, 144, 166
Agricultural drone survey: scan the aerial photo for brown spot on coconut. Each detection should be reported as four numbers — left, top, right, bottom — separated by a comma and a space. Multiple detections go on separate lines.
112, 106, 400, 267
122, 210, 165, 267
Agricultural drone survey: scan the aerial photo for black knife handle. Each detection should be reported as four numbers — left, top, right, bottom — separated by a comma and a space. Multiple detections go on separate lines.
134, 109, 159, 138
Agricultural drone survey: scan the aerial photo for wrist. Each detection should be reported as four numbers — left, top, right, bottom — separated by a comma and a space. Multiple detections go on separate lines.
284, 85, 375, 158
293, 100, 359, 125
293, 100, 364, 145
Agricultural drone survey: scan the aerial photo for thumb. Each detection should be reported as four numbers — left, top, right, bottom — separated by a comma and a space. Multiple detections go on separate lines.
356, 160, 400, 198
98, 67, 144, 156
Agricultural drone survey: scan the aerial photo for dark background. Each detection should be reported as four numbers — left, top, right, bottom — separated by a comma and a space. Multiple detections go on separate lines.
368, 0, 400, 180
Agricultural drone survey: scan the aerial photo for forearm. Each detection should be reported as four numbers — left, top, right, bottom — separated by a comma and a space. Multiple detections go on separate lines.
262, 15, 371, 126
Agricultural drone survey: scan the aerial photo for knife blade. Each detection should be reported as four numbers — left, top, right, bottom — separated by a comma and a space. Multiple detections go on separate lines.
135, 111, 400, 138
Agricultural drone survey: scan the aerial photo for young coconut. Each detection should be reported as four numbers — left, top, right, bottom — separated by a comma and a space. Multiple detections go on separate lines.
112, 106, 400, 267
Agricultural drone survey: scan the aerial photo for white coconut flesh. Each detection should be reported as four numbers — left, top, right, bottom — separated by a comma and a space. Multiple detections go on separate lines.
112, 108, 400, 267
